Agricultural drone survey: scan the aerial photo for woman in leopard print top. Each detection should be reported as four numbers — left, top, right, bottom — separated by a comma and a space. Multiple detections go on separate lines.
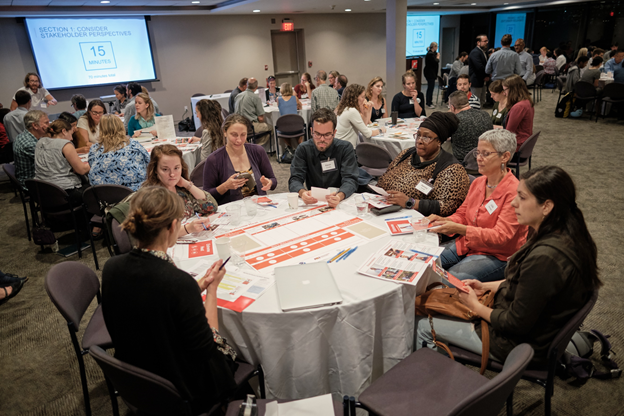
379, 112, 470, 216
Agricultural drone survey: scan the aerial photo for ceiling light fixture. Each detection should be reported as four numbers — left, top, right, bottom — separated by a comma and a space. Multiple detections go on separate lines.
471, 2, 477, 4
100, 0, 110, 3
192, 1, 199, 3
253, 9, 260, 12
345, 9, 352, 11
433, 2, 439, 4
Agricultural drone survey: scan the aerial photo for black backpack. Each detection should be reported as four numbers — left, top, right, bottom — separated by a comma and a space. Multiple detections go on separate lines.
558, 330, 621, 386
555, 92, 574, 118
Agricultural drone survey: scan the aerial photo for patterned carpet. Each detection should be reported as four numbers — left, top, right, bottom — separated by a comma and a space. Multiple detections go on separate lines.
0, 87, 623, 416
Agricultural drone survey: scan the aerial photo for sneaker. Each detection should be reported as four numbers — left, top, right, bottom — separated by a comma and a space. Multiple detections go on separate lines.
427, 104, 436, 109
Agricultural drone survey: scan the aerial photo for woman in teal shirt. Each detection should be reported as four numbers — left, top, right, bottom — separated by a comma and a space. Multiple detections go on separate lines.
128, 92, 161, 137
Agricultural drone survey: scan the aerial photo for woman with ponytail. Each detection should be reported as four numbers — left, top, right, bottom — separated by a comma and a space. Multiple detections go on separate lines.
416, 165, 601, 366
102, 186, 238, 414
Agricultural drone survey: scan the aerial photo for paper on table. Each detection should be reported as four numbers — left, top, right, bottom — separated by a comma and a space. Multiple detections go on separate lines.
368, 184, 389, 197
265, 401, 278, 416
311, 186, 331, 202
155, 115, 177, 139
275, 394, 335, 415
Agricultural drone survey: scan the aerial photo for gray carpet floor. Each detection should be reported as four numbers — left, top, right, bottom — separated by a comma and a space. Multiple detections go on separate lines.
1, 88, 623, 416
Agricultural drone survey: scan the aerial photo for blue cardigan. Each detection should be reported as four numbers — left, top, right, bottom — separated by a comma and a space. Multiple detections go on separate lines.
203, 143, 277, 204
127, 113, 161, 137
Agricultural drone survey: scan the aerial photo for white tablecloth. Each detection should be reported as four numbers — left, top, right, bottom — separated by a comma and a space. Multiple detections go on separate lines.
364, 118, 422, 159
175, 193, 439, 401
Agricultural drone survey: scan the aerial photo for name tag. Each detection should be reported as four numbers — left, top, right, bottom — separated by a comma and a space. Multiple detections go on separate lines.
493, 109, 498, 116
41, 103, 47, 108
409, 99, 414, 105
497, 112, 503, 118
321, 159, 337, 173
381, 108, 385, 114
485, 200, 498, 215
415, 180, 434, 195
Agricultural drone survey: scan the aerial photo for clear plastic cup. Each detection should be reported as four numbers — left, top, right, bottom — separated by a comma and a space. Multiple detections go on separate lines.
355, 200, 369, 218
404, 217, 430, 243
215, 237, 231, 260
243, 197, 257, 217
226, 204, 242, 227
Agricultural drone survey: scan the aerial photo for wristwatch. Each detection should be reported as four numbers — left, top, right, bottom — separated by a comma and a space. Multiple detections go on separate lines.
405, 198, 415, 210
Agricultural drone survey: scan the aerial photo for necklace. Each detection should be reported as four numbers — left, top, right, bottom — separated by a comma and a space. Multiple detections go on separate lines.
486, 183, 498, 189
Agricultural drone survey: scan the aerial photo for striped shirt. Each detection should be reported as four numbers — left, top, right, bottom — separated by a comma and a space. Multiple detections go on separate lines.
311, 84, 340, 112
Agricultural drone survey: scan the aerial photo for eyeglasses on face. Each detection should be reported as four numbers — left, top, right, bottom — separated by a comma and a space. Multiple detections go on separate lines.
413, 133, 437, 144
312, 131, 334, 140
475, 150, 503, 158
90, 111, 104, 116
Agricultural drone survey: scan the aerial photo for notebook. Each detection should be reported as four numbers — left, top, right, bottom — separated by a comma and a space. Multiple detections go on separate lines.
274, 263, 343, 312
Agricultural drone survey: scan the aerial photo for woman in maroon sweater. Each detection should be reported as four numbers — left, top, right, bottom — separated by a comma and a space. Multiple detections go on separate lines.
502, 75, 534, 153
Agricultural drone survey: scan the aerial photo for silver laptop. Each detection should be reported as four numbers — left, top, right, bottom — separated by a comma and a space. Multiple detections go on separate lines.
275, 263, 343, 312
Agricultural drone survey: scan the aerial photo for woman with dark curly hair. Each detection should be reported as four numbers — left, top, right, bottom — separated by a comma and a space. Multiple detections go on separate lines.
190, 99, 225, 161
335, 84, 385, 149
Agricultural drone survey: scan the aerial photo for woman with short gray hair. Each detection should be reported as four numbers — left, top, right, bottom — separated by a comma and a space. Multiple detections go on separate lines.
427, 129, 528, 282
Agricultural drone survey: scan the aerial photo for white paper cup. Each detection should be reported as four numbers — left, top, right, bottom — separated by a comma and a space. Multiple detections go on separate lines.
215, 237, 231, 260
288, 193, 299, 210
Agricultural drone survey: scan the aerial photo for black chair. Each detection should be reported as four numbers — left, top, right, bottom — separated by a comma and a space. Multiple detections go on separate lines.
90, 345, 266, 416
350, 344, 534, 416
532, 71, 545, 103
25, 179, 97, 261
449, 291, 598, 416
194, 126, 204, 138
246, 120, 272, 153
2, 164, 34, 240
191, 93, 207, 97
574, 81, 599, 120
82, 185, 133, 261
555, 75, 567, 105
275, 114, 305, 163
509, 131, 541, 179
355, 143, 393, 177
596, 82, 624, 122
111, 218, 133, 255
45, 262, 116, 416
190, 159, 206, 188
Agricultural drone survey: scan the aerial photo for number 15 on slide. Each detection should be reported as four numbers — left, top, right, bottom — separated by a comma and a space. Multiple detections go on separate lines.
79, 41, 118, 71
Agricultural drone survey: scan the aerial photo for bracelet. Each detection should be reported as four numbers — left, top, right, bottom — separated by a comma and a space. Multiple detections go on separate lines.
184, 224, 189, 234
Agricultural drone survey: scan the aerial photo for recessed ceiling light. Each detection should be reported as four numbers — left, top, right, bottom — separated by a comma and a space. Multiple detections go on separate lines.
100, 0, 110, 3
345, 9, 352, 11
192, 1, 199, 3
471, 2, 477, 4
253, 9, 260, 12
433, 2, 439, 4
504, 2, 509, 3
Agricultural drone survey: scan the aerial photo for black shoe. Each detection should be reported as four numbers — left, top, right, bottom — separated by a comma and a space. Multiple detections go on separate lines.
0, 280, 24, 306
0, 273, 22, 286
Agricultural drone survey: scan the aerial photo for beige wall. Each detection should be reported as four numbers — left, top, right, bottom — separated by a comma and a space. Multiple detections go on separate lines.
0, 13, 386, 121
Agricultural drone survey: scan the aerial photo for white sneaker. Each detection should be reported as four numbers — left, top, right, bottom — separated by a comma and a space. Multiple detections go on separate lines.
427, 104, 436, 109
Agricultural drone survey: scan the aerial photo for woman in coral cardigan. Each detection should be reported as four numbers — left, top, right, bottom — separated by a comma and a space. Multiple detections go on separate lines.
428, 129, 528, 282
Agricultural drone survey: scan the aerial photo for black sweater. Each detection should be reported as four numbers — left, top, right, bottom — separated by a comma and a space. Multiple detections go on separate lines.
102, 249, 237, 414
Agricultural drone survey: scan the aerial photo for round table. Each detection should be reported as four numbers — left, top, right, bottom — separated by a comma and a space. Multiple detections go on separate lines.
173, 193, 439, 401
364, 118, 422, 159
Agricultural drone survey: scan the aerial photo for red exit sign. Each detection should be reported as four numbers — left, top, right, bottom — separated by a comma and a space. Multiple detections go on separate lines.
281, 22, 294, 31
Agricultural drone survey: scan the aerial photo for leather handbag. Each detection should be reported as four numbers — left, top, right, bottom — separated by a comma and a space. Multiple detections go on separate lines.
415, 282, 496, 374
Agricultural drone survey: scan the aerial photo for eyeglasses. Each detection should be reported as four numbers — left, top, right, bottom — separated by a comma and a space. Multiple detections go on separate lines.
90, 111, 104, 116
312, 131, 334, 140
475, 150, 503, 158
413, 133, 437, 144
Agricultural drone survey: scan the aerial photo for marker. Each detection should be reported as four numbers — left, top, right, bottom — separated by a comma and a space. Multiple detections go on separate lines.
340, 246, 358, 262
219, 256, 231, 270
195, 213, 209, 231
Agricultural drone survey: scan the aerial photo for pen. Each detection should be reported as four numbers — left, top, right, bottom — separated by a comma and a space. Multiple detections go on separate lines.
336, 247, 353, 262
195, 213, 209, 231
219, 256, 231, 270
328, 248, 350, 263
340, 246, 358, 262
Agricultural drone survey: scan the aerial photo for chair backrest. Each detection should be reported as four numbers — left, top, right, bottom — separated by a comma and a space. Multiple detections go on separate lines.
2, 163, 26, 193
601, 82, 624, 100
517, 131, 541, 159
547, 290, 598, 363
221, 108, 230, 120
574, 81, 597, 97
357, 132, 365, 144
437, 75, 446, 88
556, 76, 566, 90
356, 143, 393, 169
224, 89, 233, 93
190, 159, 206, 188
89, 345, 193, 416
44, 262, 101, 333
191, 93, 207, 97
535, 65, 544, 73
450, 344, 534, 416
111, 218, 133, 254
275, 114, 305, 133
82, 185, 133, 217
443, 73, 449, 86
194, 127, 204, 138
25, 179, 72, 212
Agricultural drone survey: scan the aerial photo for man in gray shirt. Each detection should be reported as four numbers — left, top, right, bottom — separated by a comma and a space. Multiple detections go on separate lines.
3, 90, 31, 143
235, 77, 272, 147
514, 39, 536, 85
448, 91, 493, 162
311, 70, 340, 112
486, 34, 522, 81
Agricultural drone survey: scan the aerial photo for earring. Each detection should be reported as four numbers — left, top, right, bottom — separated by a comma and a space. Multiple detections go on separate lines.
501, 163, 505, 172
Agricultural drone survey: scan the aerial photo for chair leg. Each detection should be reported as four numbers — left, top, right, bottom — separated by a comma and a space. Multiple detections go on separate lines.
506, 391, 514, 416
257, 365, 266, 399
343, 396, 349, 416
21, 198, 31, 241
104, 375, 120, 416
70, 330, 92, 416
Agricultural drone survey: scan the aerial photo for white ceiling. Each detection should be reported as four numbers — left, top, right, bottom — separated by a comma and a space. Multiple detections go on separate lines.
0, 0, 600, 16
